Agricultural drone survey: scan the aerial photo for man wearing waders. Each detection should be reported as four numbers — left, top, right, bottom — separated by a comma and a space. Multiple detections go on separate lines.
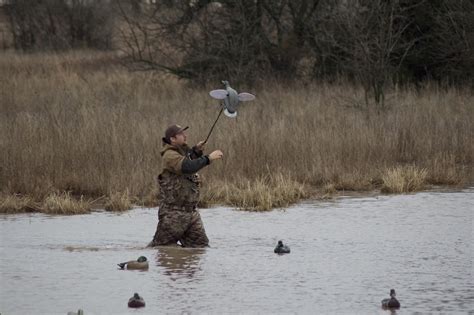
148, 124, 223, 248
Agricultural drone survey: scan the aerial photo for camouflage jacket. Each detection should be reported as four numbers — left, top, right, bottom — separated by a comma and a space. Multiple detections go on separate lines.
158, 142, 209, 210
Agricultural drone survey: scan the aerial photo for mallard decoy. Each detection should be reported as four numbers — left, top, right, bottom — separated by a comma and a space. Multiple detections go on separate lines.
67, 309, 84, 315
274, 240, 291, 254
381, 289, 401, 309
118, 256, 149, 270
128, 293, 146, 308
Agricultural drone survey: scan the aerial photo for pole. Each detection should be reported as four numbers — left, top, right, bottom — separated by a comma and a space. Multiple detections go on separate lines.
203, 106, 224, 144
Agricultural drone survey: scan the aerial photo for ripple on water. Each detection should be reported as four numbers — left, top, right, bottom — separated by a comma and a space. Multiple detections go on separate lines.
0, 189, 473, 314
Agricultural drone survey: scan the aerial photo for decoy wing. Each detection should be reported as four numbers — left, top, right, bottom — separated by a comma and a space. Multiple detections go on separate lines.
210, 89, 228, 99
238, 92, 255, 101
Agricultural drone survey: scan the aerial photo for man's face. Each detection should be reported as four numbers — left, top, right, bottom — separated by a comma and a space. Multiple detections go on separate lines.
171, 131, 187, 146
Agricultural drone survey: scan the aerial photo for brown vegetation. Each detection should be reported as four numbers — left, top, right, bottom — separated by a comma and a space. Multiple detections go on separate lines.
200, 174, 307, 211
105, 190, 132, 212
40, 192, 91, 215
0, 194, 34, 213
381, 165, 428, 193
0, 191, 92, 214
0, 52, 473, 213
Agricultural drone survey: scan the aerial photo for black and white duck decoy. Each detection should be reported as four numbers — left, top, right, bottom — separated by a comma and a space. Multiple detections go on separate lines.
274, 240, 291, 254
381, 289, 400, 309
209, 80, 255, 118
128, 293, 146, 308
118, 256, 149, 270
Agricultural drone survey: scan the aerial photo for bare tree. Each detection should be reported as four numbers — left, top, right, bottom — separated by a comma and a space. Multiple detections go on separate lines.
115, 0, 323, 84
115, 0, 471, 89
428, 1, 473, 84
6, 0, 114, 50
315, 0, 420, 107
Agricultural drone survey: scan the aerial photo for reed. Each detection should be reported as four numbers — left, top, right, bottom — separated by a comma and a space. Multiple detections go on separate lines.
139, 185, 160, 208
425, 153, 466, 186
0, 51, 472, 213
105, 190, 132, 212
381, 166, 428, 193
201, 173, 307, 211
40, 192, 91, 215
0, 194, 35, 214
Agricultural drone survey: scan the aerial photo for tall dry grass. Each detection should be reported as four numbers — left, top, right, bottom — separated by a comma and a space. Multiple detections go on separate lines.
200, 173, 307, 211
40, 192, 91, 215
0, 194, 35, 213
105, 190, 132, 211
381, 165, 428, 193
0, 51, 473, 212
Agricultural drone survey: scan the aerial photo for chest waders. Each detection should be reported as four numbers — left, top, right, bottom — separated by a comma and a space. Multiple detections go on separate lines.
158, 170, 201, 212
149, 170, 209, 248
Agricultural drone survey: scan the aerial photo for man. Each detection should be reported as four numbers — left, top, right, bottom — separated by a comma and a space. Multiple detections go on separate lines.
147, 124, 223, 248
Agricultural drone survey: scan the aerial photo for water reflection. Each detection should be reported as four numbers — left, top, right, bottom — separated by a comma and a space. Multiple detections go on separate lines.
0, 189, 472, 314
155, 247, 205, 279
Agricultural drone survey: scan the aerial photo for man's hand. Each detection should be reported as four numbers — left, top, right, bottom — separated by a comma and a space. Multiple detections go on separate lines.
208, 150, 223, 161
196, 141, 206, 151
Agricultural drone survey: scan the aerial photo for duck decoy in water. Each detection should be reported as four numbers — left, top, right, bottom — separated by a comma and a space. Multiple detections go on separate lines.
381, 289, 401, 309
67, 309, 84, 315
128, 293, 146, 308
274, 240, 291, 254
118, 256, 149, 270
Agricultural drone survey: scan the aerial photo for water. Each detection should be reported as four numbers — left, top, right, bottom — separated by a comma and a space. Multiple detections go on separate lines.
1, 189, 473, 314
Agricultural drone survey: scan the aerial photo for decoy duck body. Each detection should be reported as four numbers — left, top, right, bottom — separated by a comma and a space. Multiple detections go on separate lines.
274, 240, 291, 254
118, 256, 149, 270
128, 293, 146, 308
381, 289, 400, 309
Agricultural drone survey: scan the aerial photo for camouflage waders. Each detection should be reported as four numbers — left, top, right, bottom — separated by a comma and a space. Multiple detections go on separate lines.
151, 204, 209, 247
149, 153, 209, 247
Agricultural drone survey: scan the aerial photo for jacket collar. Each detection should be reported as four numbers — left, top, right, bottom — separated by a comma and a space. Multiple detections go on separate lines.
160, 142, 189, 156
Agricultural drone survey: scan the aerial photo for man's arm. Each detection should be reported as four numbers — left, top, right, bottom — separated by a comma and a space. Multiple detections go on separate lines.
182, 156, 210, 174
189, 145, 204, 159
163, 150, 210, 175
164, 148, 222, 174
189, 140, 206, 159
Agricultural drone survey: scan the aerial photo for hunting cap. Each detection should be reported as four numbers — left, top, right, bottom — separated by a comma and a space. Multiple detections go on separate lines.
163, 124, 189, 142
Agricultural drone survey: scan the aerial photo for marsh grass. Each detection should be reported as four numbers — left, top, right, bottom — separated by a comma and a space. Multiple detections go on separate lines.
139, 186, 160, 208
40, 192, 91, 214
381, 166, 428, 193
0, 51, 473, 213
201, 173, 307, 211
105, 190, 132, 211
322, 183, 337, 195
0, 194, 36, 214
426, 153, 466, 186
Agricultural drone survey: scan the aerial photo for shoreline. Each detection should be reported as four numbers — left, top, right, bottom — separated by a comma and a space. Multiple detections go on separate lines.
1, 181, 472, 215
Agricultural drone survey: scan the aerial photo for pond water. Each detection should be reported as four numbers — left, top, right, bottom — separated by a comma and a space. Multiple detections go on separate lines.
1, 188, 473, 314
